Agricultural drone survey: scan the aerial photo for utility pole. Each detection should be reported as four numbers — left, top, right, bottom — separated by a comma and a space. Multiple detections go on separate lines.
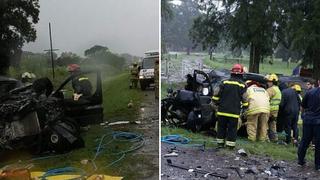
44, 23, 59, 79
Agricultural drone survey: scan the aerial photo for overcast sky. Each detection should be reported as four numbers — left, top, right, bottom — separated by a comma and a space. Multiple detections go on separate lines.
23, 0, 159, 57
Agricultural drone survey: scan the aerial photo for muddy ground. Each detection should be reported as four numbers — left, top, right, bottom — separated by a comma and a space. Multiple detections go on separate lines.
161, 143, 320, 180
110, 89, 159, 179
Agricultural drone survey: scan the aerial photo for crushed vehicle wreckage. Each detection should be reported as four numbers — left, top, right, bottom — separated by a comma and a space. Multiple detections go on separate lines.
162, 69, 313, 135
0, 71, 103, 153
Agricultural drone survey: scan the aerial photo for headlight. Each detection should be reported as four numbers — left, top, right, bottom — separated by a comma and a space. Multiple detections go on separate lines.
139, 76, 144, 79
202, 88, 209, 95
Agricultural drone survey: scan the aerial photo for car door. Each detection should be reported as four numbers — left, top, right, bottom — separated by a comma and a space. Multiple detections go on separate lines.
53, 70, 103, 126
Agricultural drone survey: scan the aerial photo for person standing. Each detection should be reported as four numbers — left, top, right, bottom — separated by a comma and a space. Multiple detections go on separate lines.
266, 73, 282, 142
212, 64, 247, 149
130, 62, 139, 89
306, 80, 316, 91
298, 80, 320, 170
280, 85, 301, 145
243, 80, 270, 141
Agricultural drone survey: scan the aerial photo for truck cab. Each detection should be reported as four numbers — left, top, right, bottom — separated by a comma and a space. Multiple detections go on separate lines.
139, 50, 159, 90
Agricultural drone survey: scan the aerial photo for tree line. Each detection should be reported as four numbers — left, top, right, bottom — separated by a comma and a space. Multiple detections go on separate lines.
162, 0, 320, 79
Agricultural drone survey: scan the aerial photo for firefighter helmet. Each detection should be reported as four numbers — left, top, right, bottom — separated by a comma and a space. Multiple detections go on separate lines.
292, 84, 302, 92
22, 72, 36, 79
231, 64, 244, 74
246, 80, 260, 87
67, 64, 80, 72
266, 73, 278, 82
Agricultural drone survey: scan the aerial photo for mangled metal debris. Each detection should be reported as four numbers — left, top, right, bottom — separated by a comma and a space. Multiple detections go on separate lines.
0, 79, 84, 153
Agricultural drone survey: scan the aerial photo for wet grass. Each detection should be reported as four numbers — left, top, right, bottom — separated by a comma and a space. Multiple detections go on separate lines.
161, 126, 314, 162
103, 73, 143, 120
0, 125, 155, 179
163, 52, 298, 76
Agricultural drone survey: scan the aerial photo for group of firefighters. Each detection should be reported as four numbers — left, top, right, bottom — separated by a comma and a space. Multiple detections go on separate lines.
212, 63, 320, 169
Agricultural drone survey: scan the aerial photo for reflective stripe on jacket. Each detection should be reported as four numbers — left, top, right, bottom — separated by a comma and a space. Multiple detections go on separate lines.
244, 85, 270, 115
212, 77, 247, 118
268, 86, 281, 111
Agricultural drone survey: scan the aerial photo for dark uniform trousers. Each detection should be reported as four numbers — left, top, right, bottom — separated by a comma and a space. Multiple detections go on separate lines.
217, 116, 238, 147
298, 123, 320, 168
284, 113, 299, 144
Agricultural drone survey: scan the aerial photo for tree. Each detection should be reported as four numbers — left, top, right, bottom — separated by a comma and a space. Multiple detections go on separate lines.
189, 2, 223, 59
225, 0, 281, 73
162, 0, 173, 21
0, 0, 40, 74
84, 45, 125, 70
285, 0, 320, 79
56, 52, 81, 66
191, 0, 282, 73
162, 0, 202, 53
84, 45, 108, 57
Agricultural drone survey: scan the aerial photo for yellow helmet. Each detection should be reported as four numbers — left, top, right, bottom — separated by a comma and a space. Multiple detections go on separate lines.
266, 73, 278, 82
292, 84, 302, 92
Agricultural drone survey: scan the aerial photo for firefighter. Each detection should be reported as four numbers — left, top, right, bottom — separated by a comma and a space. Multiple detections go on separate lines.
154, 57, 159, 99
266, 73, 282, 142
67, 64, 92, 101
212, 64, 248, 149
298, 80, 320, 170
130, 62, 139, 89
243, 80, 270, 141
280, 84, 301, 145
21, 72, 36, 86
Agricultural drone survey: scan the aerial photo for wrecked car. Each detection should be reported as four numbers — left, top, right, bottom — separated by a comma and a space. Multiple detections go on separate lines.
0, 70, 103, 153
161, 70, 216, 132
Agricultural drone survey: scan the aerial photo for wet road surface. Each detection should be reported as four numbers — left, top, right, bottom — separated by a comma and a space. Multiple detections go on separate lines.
161, 143, 320, 180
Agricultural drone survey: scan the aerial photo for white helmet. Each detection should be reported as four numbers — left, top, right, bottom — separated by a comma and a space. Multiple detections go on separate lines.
22, 72, 36, 79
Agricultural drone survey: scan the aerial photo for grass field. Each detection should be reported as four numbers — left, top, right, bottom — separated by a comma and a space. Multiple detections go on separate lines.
163, 52, 298, 76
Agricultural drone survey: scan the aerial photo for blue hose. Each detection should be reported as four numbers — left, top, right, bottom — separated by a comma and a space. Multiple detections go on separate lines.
161, 134, 191, 144
40, 166, 86, 180
91, 130, 145, 169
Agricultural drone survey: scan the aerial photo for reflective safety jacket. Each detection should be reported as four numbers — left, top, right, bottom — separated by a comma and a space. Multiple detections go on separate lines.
212, 77, 247, 118
267, 85, 281, 112
130, 67, 139, 78
244, 85, 270, 115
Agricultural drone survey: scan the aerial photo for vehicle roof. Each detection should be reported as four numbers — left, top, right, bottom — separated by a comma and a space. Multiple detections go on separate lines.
144, 50, 159, 58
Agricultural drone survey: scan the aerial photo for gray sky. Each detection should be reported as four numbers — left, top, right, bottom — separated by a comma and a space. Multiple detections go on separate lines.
23, 0, 159, 57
